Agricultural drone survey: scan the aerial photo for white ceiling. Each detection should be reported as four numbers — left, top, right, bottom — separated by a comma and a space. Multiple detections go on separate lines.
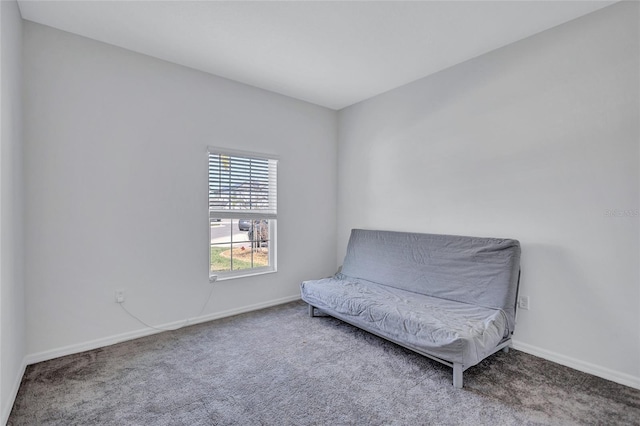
17, 0, 616, 110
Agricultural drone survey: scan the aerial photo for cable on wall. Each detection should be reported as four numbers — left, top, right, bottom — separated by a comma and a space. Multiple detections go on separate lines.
118, 283, 216, 332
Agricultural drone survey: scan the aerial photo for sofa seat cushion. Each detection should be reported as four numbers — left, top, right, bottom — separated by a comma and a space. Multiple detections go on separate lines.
301, 276, 508, 367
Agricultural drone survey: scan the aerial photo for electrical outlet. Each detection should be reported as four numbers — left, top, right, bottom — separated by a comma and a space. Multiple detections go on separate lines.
518, 295, 530, 310
115, 290, 125, 304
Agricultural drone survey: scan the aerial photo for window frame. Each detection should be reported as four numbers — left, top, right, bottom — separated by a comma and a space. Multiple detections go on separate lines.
208, 147, 278, 281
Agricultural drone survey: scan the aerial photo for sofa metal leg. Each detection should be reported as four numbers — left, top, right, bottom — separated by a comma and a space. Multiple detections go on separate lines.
308, 304, 315, 317
503, 346, 509, 353
453, 363, 463, 388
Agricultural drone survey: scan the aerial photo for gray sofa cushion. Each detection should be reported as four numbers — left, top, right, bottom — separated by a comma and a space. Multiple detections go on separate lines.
301, 276, 508, 366
340, 229, 521, 333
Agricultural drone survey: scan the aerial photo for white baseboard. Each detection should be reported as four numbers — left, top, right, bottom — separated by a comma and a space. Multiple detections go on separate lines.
26, 295, 301, 366
2, 356, 27, 425
20, 300, 639, 399
511, 340, 640, 390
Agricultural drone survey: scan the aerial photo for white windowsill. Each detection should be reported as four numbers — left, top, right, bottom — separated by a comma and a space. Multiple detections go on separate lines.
210, 267, 277, 282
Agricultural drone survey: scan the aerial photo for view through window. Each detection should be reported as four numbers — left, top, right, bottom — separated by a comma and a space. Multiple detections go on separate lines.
208, 148, 277, 279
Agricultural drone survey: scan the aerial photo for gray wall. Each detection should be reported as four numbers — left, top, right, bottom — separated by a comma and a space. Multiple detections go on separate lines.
337, 2, 639, 387
0, 0, 26, 421
23, 22, 338, 360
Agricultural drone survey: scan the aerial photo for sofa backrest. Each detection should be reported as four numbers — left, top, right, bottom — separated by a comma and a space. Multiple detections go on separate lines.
340, 229, 521, 333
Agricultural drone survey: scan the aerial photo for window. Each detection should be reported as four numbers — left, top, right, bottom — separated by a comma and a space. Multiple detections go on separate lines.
208, 147, 277, 280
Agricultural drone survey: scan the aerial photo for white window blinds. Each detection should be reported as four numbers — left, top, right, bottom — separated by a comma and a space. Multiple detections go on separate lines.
208, 148, 278, 220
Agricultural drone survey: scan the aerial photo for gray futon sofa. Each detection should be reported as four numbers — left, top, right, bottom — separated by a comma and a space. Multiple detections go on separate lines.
300, 229, 521, 388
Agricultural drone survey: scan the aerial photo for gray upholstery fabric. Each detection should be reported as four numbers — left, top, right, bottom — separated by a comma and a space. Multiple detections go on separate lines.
300, 229, 521, 368
340, 229, 521, 332
301, 277, 508, 366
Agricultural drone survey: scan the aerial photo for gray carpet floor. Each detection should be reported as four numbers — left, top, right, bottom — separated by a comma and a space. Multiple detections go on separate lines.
8, 301, 640, 425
